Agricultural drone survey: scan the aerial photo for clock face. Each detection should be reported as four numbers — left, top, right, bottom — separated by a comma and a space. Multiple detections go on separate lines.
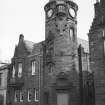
47, 9, 53, 18
69, 8, 76, 18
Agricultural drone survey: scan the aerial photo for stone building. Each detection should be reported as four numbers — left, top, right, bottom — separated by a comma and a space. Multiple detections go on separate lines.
6, 0, 94, 105
0, 64, 9, 105
88, 0, 105, 105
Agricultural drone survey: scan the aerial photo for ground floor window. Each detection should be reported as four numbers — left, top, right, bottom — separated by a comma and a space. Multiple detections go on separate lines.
34, 88, 39, 101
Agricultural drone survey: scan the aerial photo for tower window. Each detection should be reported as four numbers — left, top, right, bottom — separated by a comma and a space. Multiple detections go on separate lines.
18, 63, 22, 78
12, 65, 15, 78
31, 60, 36, 75
48, 64, 53, 73
69, 28, 75, 41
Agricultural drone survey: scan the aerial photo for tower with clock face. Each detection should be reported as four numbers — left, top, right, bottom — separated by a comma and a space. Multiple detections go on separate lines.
43, 1, 80, 105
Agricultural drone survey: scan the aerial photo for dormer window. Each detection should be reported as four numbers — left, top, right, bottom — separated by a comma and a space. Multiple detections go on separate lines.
31, 61, 36, 75
12, 65, 16, 78
18, 63, 22, 78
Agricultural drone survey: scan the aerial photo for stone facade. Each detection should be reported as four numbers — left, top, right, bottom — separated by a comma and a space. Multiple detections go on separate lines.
6, 0, 94, 105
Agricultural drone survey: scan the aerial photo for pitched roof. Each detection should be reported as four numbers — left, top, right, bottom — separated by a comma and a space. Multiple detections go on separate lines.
77, 38, 89, 53
24, 40, 35, 53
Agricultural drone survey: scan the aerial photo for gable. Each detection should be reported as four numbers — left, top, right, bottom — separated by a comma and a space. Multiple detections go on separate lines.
14, 41, 29, 57
13, 34, 35, 58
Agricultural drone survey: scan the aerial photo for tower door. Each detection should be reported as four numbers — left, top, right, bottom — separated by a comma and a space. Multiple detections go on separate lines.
57, 93, 69, 105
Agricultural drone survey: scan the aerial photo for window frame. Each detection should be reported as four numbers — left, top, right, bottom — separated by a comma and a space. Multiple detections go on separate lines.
0, 73, 2, 86
28, 89, 32, 102
34, 88, 39, 102
18, 62, 23, 78
48, 63, 53, 73
20, 90, 24, 102
14, 90, 18, 102
12, 65, 16, 78
31, 60, 36, 75
69, 27, 75, 41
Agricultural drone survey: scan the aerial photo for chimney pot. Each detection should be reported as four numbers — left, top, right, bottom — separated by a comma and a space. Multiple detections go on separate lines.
19, 34, 24, 41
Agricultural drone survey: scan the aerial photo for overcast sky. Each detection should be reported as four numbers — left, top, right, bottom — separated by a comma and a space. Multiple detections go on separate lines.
0, 0, 96, 62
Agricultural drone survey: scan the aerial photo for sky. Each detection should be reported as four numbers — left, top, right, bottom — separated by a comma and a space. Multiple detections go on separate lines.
0, 0, 96, 62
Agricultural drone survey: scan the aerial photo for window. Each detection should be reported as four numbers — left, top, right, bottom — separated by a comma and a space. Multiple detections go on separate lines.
20, 90, 24, 102
28, 89, 32, 102
12, 65, 15, 78
0, 73, 2, 86
44, 92, 49, 105
14, 91, 18, 102
103, 30, 105, 55
18, 63, 22, 77
48, 64, 53, 73
31, 61, 36, 75
69, 28, 74, 41
34, 89, 39, 101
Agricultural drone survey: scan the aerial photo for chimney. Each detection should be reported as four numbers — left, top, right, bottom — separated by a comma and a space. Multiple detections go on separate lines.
94, 1, 100, 18
19, 34, 24, 42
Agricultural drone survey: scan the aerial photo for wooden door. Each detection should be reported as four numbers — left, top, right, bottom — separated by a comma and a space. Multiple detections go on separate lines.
57, 93, 69, 105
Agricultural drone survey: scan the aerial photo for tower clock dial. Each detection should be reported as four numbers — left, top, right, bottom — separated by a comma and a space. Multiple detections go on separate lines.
69, 8, 76, 18
47, 9, 53, 18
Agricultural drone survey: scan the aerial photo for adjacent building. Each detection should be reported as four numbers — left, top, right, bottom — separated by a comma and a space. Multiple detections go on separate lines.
0, 64, 9, 105
88, 0, 105, 105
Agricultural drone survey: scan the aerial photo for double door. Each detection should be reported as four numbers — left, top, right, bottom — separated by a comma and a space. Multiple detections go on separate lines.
57, 93, 69, 105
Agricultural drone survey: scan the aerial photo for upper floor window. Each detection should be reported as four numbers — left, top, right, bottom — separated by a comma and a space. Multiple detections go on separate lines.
34, 88, 39, 101
18, 63, 22, 78
69, 28, 74, 41
31, 61, 36, 75
12, 65, 16, 78
0, 73, 2, 86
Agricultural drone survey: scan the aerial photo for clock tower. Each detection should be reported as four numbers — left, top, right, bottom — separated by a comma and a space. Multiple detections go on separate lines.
43, 0, 80, 105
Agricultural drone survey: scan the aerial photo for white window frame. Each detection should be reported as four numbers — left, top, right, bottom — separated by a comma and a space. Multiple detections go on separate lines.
14, 91, 18, 102
18, 63, 22, 78
69, 28, 74, 41
20, 90, 23, 102
12, 65, 16, 78
35, 89, 39, 102
31, 61, 36, 75
28, 89, 31, 102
